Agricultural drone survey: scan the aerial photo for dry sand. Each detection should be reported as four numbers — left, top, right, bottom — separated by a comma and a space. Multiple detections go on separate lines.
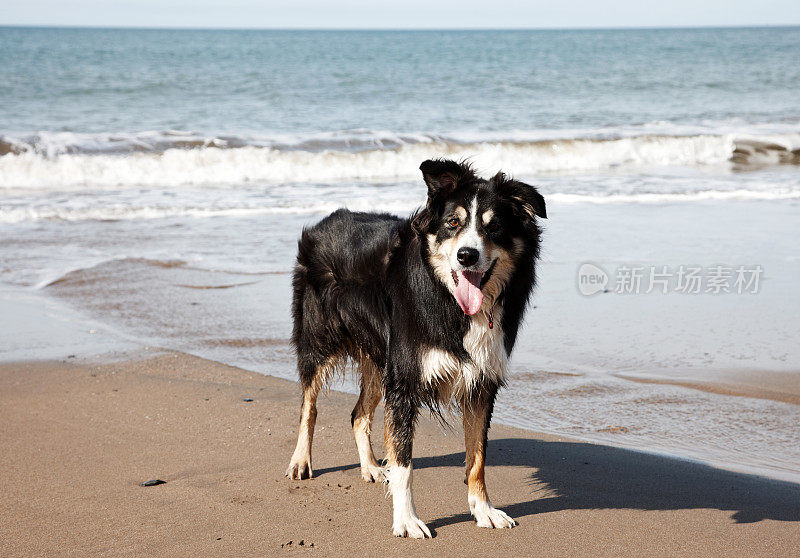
1, 352, 799, 557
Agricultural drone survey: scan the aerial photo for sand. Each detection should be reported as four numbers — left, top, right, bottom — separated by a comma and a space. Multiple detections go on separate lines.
1, 352, 799, 557
618, 369, 800, 407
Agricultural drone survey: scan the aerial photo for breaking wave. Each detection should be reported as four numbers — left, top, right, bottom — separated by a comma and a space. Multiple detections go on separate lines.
1, 129, 799, 190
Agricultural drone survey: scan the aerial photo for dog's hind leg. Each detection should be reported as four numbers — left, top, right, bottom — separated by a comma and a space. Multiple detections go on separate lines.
285, 357, 333, 480
351, 358, 384, 482
463, 388, 516, 529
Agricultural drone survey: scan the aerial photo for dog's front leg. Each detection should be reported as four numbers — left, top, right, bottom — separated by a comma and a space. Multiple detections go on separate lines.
463, 388, 516, 529
383, 370, 431, 539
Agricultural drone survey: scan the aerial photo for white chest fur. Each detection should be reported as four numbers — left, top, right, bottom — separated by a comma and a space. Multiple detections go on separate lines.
419, 308, 508, 402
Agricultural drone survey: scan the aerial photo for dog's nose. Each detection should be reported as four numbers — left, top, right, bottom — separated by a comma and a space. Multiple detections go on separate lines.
457, 247, 479, 267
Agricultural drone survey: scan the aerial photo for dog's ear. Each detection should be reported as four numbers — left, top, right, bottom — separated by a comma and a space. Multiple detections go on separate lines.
414, 159, 475, 236
493, 172, 547, 220
419, 159, 475, 201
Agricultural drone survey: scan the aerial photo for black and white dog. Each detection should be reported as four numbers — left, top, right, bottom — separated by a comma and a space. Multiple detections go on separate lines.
286, 158, 546, 538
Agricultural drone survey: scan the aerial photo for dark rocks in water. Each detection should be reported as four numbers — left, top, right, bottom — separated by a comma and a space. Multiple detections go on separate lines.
730, 139, 800, 167
0, 139, 23, 156
754, 141, 787, 153
242, 398, 254, 402
141, 479, 166, 486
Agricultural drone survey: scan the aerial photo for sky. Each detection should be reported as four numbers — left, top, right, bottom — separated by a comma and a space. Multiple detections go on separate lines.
1, 0, 799, 29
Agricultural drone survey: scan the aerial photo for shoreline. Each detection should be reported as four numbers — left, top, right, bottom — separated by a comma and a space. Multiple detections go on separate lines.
617, 369, 800, 407
3, 283, 800, 485
1, 352, 799, 556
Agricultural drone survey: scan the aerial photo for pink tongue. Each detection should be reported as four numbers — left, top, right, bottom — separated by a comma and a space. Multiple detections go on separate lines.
454, 270, 484, 315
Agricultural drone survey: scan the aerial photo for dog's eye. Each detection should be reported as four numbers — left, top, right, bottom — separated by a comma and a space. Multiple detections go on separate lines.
447, 218, 460, 228
485, 221, 500, 233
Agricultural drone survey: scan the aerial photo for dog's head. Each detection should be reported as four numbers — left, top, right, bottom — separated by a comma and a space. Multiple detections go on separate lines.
412, 158, 546, 316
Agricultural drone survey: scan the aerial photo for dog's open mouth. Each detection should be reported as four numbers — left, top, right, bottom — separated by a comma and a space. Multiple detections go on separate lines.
450, 260, 496, 316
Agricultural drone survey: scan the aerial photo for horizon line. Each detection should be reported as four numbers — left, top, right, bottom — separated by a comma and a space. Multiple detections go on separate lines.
2, 23, 799, 32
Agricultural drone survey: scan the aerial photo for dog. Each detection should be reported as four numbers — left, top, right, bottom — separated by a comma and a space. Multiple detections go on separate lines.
285, 158, 546, 538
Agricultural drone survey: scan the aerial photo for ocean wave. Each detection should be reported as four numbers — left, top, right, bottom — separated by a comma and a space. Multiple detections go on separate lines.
3, 188, 798, 225
1, 130, 798, 189
0, 129, 440, 157
548, 189, 800, 204
0, 201, 416, 224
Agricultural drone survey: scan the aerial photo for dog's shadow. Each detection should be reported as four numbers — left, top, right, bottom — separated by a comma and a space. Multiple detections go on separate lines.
317, 437, 800, 529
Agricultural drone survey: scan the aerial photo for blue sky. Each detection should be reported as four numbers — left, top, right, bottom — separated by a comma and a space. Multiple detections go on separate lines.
2, 0, 799, 29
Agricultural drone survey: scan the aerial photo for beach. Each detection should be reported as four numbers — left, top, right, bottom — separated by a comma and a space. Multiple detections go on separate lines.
2, 25, 800, 554
2, 352, 799, 557
1, 290, 799, 556
3, 197, 798, 483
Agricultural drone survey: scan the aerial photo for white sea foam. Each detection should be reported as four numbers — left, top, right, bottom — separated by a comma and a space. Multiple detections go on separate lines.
2, 128, 799, 224
1, 131, 798, 190
548, 189, 800, 204
0, 197, 420, 224
0, 129, 440, 157
1, 188, 797, 224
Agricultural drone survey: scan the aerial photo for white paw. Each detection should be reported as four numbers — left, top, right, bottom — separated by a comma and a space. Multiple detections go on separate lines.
285, 455, 313, 480
361, 463, 386, 483
387, 464, 431, 538
392, 514, 432, 539
472, 500, 516, 529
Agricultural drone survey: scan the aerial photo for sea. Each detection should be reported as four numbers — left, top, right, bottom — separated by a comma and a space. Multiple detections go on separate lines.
1, 26, 799, 482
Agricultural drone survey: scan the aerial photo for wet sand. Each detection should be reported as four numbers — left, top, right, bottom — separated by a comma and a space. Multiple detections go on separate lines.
618, 369, 800, 406
1, 353, 799, 557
